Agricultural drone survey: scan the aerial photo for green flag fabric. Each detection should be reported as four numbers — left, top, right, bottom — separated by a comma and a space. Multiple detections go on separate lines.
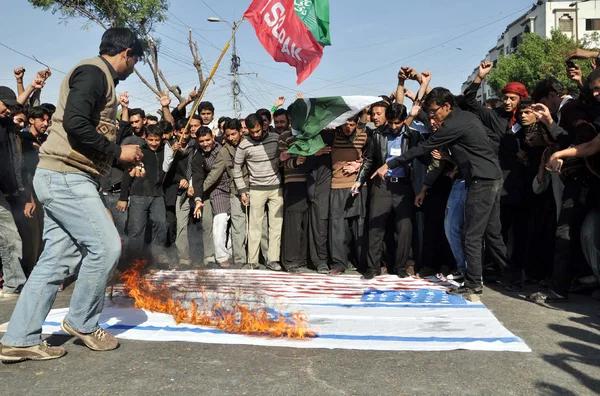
294, 0, 331, 47
286, 96, 380, 156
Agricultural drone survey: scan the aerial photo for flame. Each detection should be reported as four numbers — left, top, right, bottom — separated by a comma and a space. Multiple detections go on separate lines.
120, 260, 315, 339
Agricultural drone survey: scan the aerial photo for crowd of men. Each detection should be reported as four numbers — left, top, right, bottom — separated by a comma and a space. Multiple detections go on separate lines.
2, 35, 600, 309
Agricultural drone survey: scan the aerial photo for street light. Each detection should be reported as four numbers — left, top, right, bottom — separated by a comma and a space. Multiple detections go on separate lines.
208, 16, 241, 117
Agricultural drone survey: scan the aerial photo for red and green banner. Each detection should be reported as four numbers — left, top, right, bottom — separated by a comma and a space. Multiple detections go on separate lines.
244, 0, 330, 84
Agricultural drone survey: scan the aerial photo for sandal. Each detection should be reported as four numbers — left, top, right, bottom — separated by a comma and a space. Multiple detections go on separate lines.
527, 290, 568, 303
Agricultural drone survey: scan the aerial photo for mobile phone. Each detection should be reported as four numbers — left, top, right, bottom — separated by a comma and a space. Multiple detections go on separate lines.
565, 59, 577, 69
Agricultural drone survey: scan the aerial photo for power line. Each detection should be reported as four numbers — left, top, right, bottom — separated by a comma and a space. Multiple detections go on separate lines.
310, 6, 531, 93
0, 42, 66, 74
200, 0, 224, 20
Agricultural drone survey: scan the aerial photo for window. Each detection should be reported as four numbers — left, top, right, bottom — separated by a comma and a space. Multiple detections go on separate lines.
524, 25, 531, 34
586, 19, 600, 31
559, 14, 574, 33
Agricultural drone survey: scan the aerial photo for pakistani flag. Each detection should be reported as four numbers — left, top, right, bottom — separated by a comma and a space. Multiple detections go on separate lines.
294, 0, 331, 46
286, 96, 380, 156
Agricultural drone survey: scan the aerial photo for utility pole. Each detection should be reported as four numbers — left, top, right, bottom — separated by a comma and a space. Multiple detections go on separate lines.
231, 21, 241, 118
208, 17, 256, 118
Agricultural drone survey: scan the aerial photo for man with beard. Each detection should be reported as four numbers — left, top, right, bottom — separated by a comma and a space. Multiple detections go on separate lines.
464, 62, 529, 277
273, 108, 289, 135
121, 108, 146, 146
200, 119, 247, 268
194, 127, 232, 268
18, 106, 50, 275
329, 114, 368, 275
1, 28, 143, 361
233, 114, 283, 271
163, 126, 197, 267
0, 86, 26, 299
378, 87, 511, 296
352, 102, 423, 280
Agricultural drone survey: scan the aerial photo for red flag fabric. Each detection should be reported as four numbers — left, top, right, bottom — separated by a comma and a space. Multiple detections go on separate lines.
244, 0, 324, 84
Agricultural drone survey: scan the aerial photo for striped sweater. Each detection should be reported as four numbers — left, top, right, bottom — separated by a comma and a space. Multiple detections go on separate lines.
331, 128, 367, 189
233, 132, 281, 193
278, 130, 308, 184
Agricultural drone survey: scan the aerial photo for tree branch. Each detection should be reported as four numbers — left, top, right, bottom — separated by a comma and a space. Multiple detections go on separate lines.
189, 29, 205, 90
158, 68, 184, 103
146, 39, 163, 93
59, 0, 108, 29
133, 68, 160, 97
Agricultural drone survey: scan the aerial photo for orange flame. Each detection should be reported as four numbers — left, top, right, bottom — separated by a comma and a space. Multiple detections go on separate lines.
121, 260, 315, 339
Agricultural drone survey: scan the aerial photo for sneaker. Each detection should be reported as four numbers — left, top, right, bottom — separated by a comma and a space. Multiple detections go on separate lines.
316, 265, 329, 274
447, 271, 464, 281
0, 341, 66, 363
60, 321, 118, 351
0, 290, 20, 299
447, 285, 483, 296
265, 261, 282, 271
286, 267, 301, 273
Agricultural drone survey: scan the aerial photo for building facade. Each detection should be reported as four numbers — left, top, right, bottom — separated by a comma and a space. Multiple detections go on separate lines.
462, 0, 600, 102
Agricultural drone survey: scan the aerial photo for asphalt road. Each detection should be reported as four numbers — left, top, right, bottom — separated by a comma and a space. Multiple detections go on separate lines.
1, 281, 599, 396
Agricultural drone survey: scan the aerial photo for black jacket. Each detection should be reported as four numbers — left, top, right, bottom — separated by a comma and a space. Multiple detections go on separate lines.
0, 119, 23, 196
120, 144, 165, 200
356, 124, 424, 184
463, 82, 520, 171
18, 130, 44, 199
387, 108, 502, 185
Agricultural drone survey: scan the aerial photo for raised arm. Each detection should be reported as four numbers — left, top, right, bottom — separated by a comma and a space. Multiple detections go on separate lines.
158, 91, 175, 126
14, 67, 25, 96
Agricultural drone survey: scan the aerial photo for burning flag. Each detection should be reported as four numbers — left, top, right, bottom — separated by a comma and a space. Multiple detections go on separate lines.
244, 0, 326, 84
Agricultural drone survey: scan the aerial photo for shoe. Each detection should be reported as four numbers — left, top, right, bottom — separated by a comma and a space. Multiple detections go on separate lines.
242, 263, 260, 270
328, 268, 344, 276
286, 267, 301, 273
447, 285, 483, 296
417, 267, 437, 278
447, 271, 464, 281
406, 265, 415, 276
179, 258, 192, 266
0, 341, 66, 363
361, 269, 381, 280
316, 265, 329, 274
0, 290, 20, 299
397, 271, 412, 279
265, 261, 282, 271
205, 262, 221, 270
60, 321, 119, 351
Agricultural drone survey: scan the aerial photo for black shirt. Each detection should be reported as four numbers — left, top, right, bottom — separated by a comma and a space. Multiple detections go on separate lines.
0, 118, 21, 195
387, 108, 502, 184
119, 144, 165, 200
62, 56, 122, 159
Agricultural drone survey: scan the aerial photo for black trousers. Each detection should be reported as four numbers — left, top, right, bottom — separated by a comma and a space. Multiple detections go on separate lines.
419, 176, 453, 272
329, 188, 366, 271
165, 205, 177, 246
282, 182, 309, 270
551, 175, 598, 295
366, 179, 414, 274
464, 178, 512, 289
308, 178, 330, 269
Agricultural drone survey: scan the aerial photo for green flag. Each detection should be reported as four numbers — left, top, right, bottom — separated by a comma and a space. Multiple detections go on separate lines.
286, 96, 380, 156
294, 0, 331, 47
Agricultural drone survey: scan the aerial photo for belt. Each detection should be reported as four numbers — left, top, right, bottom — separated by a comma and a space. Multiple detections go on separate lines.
386, 176, 405, 183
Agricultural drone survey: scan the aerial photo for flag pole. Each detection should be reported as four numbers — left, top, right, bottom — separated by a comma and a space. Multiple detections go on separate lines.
179, 18, 245, 144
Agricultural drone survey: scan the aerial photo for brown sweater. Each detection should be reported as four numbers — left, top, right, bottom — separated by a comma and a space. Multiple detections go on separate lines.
331, 128, 367, 189
278, 130, 308, 184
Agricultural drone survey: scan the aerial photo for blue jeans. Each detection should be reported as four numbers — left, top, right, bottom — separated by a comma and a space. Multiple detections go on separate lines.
444, 179, 467, 273
2, 169, 121, 347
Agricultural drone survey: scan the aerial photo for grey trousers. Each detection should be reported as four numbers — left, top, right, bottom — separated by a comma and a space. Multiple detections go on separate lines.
230, 194, 247, 266
0, 195, 25, 293
175, 194, 191, 261
202, 199, 216, 263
